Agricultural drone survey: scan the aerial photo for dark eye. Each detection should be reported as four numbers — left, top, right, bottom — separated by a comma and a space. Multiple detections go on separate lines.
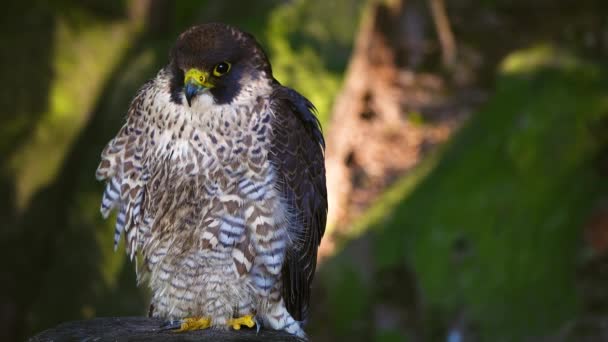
213, 62, 231, 76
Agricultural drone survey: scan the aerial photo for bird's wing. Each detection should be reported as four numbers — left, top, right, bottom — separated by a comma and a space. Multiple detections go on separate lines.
269, 86, 327, 321
96, 81, 154, 260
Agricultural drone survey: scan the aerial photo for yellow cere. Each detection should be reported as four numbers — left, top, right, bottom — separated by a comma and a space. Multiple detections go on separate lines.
184, 68, 214, 88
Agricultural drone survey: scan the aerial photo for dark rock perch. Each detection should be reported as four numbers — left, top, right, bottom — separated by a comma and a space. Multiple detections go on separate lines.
28, 317, 306, 342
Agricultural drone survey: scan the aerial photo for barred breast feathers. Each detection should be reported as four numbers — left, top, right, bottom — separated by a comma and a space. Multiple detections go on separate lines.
96, 67, 275, 261
95, 69, 186, 260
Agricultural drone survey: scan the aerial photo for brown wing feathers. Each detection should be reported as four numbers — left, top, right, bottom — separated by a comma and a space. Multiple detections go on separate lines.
270, 86, 327, 321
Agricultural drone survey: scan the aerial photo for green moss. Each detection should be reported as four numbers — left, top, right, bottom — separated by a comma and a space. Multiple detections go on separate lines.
375, 330, 410, 342
326, 262, 371, 336
329, 46, 608, 340
351, 151, 440, 244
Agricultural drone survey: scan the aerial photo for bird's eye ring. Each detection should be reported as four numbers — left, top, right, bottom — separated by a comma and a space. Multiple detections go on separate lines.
213, 62, 231, 76
199, 76, 204, 83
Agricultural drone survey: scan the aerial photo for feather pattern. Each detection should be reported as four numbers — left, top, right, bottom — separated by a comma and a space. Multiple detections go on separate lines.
96, 82, 153, 257
269, 85, 327, 321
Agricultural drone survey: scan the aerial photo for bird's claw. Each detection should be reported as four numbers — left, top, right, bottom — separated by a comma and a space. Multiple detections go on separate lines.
160, 317, 211, 332
160, 315, 256, 332
227, 314, 256, 330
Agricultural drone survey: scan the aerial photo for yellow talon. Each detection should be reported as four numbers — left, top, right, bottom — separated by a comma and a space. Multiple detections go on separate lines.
227, 314, 256, 330
175, 317, 212, 332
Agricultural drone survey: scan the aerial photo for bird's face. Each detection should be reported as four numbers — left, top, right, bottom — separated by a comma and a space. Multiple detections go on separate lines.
169, 23, 272, 107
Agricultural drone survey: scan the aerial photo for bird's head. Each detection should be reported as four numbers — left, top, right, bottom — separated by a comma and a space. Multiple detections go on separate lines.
169, 23, 273, 107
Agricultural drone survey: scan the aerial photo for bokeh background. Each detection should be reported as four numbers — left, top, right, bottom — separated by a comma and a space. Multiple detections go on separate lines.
2, 0, 608, 341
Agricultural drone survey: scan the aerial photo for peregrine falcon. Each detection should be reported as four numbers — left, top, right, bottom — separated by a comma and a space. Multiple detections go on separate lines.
95, 23, 327, 338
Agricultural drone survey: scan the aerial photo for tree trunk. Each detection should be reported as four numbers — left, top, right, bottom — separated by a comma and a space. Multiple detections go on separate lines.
322, 0, 471, 257
429, 0, 457, 68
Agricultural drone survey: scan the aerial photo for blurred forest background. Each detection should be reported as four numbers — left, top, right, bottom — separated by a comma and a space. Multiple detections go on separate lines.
2, 0, 608, 341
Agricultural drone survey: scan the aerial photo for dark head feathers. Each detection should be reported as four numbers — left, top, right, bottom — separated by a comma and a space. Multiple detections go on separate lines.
168, 23, 273, 105
170, 23, 272, 76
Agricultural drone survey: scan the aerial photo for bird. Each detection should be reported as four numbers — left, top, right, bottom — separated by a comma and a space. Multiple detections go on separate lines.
95, 23, 327, 338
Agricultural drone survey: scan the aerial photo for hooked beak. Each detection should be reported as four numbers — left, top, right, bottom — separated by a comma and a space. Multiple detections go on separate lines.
184, 68, 214, 107
185, 81, 202, 107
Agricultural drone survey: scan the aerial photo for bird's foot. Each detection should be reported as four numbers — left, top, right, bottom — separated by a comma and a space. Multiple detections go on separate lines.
161, 316, 212, 332
227, 314, 256, 330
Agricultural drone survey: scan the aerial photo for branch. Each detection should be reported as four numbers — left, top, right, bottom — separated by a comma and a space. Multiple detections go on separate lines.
429, 0, 457, 68
28, 317, 306, 342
